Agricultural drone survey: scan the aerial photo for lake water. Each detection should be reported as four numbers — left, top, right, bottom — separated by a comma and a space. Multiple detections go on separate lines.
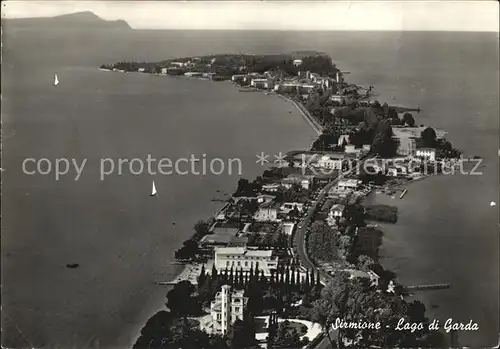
2, 28, 498, 348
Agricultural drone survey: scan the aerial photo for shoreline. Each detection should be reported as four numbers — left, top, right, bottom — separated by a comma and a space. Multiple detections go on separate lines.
125, 78, 322, 348
100, 64, 472, 348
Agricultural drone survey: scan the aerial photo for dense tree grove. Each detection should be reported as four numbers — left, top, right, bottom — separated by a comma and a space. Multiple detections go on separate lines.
307, 221, 339, 263
310, 273, 439, 348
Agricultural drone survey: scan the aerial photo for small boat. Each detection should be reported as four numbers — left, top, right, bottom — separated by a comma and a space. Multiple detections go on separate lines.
490, 201, 497, 207
150, 181, 157, 196
172, 222, 176, 225
53, 74, 59, 86
66, 263, 79, 269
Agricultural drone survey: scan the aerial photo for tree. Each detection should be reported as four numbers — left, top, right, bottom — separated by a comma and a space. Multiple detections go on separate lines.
229, 318, 256, 349
175, 239, 198, 260
166, 280, 198, 317
194, 220, 210, 239
357, 255, 376, 272
198, 264, 206, 286
421, 127, 437, 147
388, 108, 400, 125
402, 112, 415, 127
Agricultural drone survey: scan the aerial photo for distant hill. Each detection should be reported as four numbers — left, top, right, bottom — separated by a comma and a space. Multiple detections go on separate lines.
3, 11, 132, 31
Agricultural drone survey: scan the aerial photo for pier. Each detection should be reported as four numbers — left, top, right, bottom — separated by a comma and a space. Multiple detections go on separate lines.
406, 283, 450, 291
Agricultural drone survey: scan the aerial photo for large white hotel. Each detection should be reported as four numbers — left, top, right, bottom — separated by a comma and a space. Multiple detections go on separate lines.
214, 247, 278, 276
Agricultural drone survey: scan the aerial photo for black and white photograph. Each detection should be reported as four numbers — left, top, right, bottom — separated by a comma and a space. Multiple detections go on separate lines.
1, 1, 499, 348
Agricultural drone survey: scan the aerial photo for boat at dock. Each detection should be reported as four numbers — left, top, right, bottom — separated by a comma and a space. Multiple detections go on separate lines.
399, 189, 408, 199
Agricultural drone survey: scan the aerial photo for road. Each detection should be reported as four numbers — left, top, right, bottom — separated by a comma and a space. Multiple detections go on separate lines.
293, 165, 364, 349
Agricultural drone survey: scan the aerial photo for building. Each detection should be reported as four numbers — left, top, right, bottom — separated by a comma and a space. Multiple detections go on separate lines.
330, 95, 345, 104
281, 222, 296, 236
161, 67, 168, 75
298, 84, 315, 94
338, 135, 350, 147
315, 154, 345, 170
387, 166, 407, 177
392, 127, 446, 157
214, 247, 279, 275
138, 67, 146, 73
416, 148, 436, 161
257, 194, 276, 204
297, 71, 312, 79
261, 183, 282, 193
251, 78, 272, 89
392, 127, 447, 140
396, 138, 417, 156
169, 62, 185, 68
275, 82, 300, 93
254, 201, 279, 222
232, 74, 247, 83
344, 145, 360, 154
184, 72, 203, 77
337, 179, 362, 191
209, 285, 248, 335
293, 59, 303, 67
281, 174, 314, 190
329, 204, 346, 219
280, 202, 305, 213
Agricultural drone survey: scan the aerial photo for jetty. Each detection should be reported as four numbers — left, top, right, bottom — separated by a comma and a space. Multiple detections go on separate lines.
406, 283, 450, 291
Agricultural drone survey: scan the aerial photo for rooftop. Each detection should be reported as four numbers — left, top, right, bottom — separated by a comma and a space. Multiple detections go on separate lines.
417, 147, 437, 152
331, 204, 346, 211
215, 247, 273, 258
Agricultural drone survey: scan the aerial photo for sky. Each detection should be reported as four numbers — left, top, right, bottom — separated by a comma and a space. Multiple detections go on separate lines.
2, 1, 499, 31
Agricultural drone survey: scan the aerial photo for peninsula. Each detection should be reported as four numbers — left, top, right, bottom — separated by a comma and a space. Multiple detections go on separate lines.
101, 52, 462, 349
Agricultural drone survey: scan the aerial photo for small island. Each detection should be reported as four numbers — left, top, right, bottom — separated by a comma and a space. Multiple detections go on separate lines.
101, 52, 462, 349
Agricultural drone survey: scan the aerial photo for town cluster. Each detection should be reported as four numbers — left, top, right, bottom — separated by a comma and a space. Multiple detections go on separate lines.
104, 53, 460, 349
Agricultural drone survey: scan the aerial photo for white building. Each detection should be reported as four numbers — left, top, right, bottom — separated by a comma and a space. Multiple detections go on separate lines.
338, 135, 350, 147
330, 95, 345, 104
416, 148, 436, 161
337, 179, 362, 191
281, 222, 296, 236
161, 67, 168, 75
261, 183, 282, 193
214, 247, 278, 276
293, 59, 303, 67
280, 202, 305, 213
208, 285, 248, 335
344, 145, 360, 154
184, 72, 203, 77
315, 154, 345, 170
281, 174, 314, 190
169, 62, 185, 68
251, 78, 272, 89
257, 194, 276, 204
329, 204, 346, 219
254, 201, 279, 222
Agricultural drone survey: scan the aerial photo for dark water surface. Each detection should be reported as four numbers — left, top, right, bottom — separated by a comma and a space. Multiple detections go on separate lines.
2, 29, 498, 347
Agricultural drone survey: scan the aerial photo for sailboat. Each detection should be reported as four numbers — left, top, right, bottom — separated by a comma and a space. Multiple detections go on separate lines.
53, 74, 59, 86
150, 181, 157, 196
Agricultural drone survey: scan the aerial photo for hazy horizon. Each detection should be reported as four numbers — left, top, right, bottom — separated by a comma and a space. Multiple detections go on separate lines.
2, 1, 499, 32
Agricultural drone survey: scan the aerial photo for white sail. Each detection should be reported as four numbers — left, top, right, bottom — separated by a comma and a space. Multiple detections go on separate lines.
54, 74, 59, 86
151, 181, 157, 196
